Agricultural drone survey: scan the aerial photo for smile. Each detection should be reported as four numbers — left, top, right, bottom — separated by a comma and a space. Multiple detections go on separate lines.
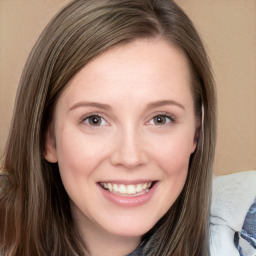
99, 182, 155, 197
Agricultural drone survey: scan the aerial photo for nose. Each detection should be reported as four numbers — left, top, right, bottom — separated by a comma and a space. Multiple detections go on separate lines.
110, 128, 148, 169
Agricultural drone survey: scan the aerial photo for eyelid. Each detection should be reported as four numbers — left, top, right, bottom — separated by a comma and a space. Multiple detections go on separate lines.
79, 112, 176, 126
146, 112, 176, 125
81, 113, 109, 127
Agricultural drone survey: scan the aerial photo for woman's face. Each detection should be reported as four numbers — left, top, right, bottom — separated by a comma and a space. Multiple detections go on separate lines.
45, 38, 198, 239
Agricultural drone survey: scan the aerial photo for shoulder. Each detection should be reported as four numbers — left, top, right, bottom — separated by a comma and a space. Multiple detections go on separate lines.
210, 170, 256, 256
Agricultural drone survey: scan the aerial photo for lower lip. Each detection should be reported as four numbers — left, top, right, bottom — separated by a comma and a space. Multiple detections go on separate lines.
98, 183, 158, 207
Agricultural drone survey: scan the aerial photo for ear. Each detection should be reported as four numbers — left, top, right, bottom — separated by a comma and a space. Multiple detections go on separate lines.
191, 104, 204, 153
191, 120, 201, 153
44, 123, 58, 163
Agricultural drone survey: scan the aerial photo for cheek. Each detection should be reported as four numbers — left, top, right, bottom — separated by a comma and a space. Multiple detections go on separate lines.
161, 145, 191, 171
145, 134, 193, 218
157, 143, 191, 192
150, 131, 194, 174
55, 127, 110, 179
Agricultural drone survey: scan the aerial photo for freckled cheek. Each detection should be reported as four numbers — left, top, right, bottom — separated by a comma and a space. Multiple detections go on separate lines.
150, 136, 193, 175
56, 131, 110, 176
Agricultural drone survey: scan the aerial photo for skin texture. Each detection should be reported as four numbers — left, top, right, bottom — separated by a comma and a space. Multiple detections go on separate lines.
44, 38, 198, 256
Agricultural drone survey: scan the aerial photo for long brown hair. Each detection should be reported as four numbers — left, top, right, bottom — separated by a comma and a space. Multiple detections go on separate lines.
0, 0, 216, 255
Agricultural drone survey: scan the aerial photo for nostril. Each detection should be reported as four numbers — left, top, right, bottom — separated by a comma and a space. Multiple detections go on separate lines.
110, 149, 148, 168
110, 154, 148, 168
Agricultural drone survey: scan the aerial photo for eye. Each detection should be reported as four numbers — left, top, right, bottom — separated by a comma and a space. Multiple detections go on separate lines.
148, 114, 174, 125
83, 115, 107, 126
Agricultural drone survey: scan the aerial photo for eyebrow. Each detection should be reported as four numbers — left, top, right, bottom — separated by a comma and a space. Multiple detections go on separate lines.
69, 99, 185, 112
146, 100, 185, 110
69, 102, 112, 111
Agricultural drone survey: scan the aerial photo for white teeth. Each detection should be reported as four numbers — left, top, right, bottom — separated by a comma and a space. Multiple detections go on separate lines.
107, 183, 112, 192
100, 182, 153, 196
136, 184, 142, 193
142, 183, 147, 190
113, 184, 119, 192
127, 185, 136, 194
118, 185, 126, 194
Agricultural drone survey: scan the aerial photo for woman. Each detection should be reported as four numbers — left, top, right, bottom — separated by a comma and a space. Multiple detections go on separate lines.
0, 0, 216, 255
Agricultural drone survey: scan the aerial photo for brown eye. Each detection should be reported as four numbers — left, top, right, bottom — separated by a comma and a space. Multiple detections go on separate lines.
84, 115, 106, 126
152, 115, 172, 125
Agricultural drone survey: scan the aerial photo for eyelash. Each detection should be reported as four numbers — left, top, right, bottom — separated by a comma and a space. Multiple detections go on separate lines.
82, 114, 107, 127
81, 113, 176, 127
147, 113, 176, 126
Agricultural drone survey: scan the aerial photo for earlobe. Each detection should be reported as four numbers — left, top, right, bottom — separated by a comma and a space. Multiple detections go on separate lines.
44, 124, 58, 163
191, 139, 197, 154
191, 121, 201, 153
192, 104, 205, 153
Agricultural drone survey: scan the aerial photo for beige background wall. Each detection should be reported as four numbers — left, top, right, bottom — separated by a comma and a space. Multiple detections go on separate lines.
0, 0, 255, 175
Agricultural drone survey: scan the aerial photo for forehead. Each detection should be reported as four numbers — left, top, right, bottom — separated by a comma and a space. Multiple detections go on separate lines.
56, 38, 193, 111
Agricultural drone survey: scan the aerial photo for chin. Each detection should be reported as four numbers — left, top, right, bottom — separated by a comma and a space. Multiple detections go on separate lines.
102, 215, 158, 238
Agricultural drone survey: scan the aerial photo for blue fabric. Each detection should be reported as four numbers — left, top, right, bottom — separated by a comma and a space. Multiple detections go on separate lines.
235, 197, 256, 256
127, 197, 256, 256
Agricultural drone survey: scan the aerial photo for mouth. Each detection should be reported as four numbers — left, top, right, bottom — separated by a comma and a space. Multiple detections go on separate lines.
99, 181, 157, 197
